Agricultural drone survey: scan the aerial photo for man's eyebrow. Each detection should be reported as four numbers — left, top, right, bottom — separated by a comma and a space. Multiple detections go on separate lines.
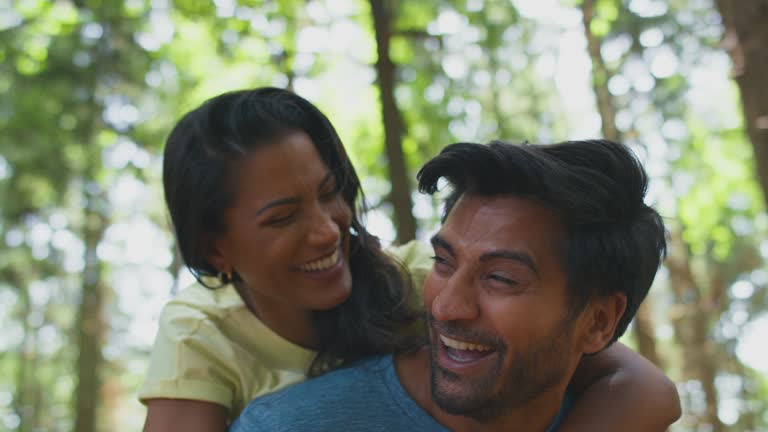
430, 234, 455, 256
480, 250, 538, 275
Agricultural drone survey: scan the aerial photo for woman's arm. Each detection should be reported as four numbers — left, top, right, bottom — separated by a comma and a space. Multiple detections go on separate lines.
144, 399, 228, 432
560, 342, 681, 432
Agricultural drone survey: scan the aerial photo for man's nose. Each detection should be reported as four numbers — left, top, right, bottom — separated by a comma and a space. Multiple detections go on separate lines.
431, 272, 479, 322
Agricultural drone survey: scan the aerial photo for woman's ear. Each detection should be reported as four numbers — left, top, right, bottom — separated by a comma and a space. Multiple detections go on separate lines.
204, 233, 232, 274
579, 293, 627, 354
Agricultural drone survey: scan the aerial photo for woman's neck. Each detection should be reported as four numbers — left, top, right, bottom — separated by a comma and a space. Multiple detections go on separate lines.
234, 282, 319, 349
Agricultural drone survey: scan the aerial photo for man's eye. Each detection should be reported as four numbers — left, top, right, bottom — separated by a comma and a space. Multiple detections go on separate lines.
487, 274, 517, 286
430, 255, 453, 271
430, 255, 447, 264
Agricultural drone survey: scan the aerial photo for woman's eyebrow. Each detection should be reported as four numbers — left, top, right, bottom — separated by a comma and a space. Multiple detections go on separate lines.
254, 173, 335, 217
254, 197, 299, 217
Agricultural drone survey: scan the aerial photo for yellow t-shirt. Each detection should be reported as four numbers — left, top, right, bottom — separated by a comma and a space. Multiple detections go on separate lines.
138, 240, 433, 420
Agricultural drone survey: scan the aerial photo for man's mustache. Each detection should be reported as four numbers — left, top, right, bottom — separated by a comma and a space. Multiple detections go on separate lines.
426, 312, 506, 350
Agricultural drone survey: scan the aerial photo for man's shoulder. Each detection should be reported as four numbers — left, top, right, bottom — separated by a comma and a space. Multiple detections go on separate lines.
269, 354, 391, 398
244, 355, 391, 406
230, 355, 448, 432
230, 355, 393, 431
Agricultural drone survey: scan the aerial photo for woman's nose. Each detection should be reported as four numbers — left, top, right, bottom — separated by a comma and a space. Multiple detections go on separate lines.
306, 207, 341, 247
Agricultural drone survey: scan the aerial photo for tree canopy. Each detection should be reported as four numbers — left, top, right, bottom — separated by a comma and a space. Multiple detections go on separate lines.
0, 1, 765, 431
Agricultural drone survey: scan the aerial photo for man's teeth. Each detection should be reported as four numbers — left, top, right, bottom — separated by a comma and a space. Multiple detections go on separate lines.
299, 250, 339, 272
440, 335, 493, 352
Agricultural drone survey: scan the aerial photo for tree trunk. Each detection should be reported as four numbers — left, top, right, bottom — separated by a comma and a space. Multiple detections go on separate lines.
12, 271, 36, 430
581, 0, 620, 142
169, 244, 185, 296
73, 185, 109, 432
274, 6, 297, 92
632, 297, 663, 367
489, 53, 511, 140
484, 25, 512, 140
581, 0, 662, 365
369, 0, 417, 243
715, 0, 768, 208
666, 227, 723, 432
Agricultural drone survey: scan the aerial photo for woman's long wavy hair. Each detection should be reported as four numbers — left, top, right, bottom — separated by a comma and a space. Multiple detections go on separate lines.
163, 87, 424, 375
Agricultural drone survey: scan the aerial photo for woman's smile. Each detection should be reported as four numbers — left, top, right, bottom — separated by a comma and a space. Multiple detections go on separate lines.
297, 248, 342, 272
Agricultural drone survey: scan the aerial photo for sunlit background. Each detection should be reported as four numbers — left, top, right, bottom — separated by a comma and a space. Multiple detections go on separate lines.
1, 0, 766, 431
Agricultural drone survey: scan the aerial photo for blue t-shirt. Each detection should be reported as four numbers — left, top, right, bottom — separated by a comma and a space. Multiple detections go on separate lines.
230, 354, 571, 432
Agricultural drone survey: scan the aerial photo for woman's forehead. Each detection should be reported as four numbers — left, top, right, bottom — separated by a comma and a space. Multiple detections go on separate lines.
234, 133, 331, 195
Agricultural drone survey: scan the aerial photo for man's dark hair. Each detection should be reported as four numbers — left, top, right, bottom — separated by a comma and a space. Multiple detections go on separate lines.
417, 139, 667, 345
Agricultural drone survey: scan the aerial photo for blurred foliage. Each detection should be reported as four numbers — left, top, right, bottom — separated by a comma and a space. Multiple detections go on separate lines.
0, 0, 766, 431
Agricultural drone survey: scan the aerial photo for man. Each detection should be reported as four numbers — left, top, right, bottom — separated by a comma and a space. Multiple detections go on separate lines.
230, 139, 668, 432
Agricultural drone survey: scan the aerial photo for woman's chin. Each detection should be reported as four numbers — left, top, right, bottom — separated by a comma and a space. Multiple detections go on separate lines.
314, 284, 353, 311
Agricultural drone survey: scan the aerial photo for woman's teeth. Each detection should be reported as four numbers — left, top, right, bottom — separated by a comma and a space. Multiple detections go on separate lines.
440, 335, 493, 352
299, 250, 339, 272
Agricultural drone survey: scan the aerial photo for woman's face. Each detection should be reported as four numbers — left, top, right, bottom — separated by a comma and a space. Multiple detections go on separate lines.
210, 130, 353, 317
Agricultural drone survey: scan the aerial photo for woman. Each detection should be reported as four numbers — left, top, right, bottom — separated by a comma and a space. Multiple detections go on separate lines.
141, 87, 680, 431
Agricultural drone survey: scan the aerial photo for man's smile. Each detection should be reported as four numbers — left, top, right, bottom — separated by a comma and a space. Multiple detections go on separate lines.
434, 330, 500, 372
439, 335, 494, 352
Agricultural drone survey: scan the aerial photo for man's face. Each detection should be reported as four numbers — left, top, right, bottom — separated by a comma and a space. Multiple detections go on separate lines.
424, 194, 583, 421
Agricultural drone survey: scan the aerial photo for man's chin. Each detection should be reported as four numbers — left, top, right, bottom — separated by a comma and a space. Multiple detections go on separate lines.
430, 363, 501, 422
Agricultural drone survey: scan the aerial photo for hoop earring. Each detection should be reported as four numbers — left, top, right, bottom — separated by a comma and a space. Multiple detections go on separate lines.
218, 271, 232, 285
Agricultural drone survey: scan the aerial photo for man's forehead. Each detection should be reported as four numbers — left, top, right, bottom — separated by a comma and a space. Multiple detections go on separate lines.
438, 194, 563, 249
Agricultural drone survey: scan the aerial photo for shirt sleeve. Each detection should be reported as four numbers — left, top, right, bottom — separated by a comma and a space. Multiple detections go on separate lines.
138, 300, 239, 411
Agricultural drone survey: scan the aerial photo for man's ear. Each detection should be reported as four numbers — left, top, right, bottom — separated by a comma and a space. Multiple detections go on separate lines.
579, 293, 627, 354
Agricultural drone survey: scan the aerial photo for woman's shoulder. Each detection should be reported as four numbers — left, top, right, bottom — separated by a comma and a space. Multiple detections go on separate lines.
141, 282, 316, 417
386, 240, 433, 278
159, 283, 314, 364
386, 240, 433, 268
152, 283, 238, 349
166, 282, 244, 316
386, 240, 433, 302
139, 283, 247, 411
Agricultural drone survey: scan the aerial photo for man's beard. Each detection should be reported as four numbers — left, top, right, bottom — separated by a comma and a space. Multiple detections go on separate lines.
429, 314, 575, 422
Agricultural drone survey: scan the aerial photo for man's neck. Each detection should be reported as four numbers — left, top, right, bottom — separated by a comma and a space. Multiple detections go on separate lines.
395, 347, 567, 432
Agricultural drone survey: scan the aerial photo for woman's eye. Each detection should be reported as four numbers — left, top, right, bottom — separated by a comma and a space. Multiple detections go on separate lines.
266, 214, 294, 226
320, 184, 342, 200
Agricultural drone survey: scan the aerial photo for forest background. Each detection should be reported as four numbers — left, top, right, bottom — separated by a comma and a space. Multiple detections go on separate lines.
1, 0, 766, 431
